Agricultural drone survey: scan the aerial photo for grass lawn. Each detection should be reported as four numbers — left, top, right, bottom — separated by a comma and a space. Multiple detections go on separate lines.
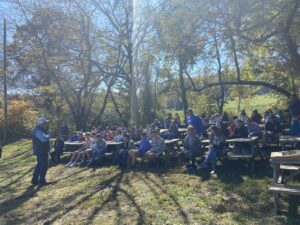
224, 95, 278, 116
0, 140, 299, 225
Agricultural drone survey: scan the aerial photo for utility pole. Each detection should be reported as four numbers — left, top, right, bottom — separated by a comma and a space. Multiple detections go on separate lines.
3, 18, 8, 144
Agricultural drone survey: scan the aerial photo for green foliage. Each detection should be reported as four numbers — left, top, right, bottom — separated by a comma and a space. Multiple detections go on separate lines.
0, 100, 37, 143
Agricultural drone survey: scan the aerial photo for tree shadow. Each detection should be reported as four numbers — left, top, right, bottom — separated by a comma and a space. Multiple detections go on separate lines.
136, 172, 190, 225
0, 185, 41, 217
0, 167, 34, 190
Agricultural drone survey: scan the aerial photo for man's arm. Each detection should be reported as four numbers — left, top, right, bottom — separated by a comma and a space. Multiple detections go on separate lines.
35, 130, 50, 142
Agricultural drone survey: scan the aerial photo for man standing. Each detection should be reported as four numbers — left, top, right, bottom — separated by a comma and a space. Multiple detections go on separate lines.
31, 118, 51, 186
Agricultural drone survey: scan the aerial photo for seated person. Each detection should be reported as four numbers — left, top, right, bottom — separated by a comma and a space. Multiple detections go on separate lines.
228, 116, 238, 136
239, 109, 249, 124
163, 120, 179, 139
263, 115, 282, 143
245, 119, 262, 137
113, 128, 124, 142
200, 125, 226, 174
128, 132, 151, 166
78, 132, 86, 141
118, 132, 136, 167
65, 132, 93, 167
230, 119, 249, 155
178, 125, 201, 171
251, 109, 263, 124
104, 129, 114, 141
174, 113, 181, 127
288, 119, 300, 136
69, 131, 80, 142
288, 118, 300, 149
163, 113, 173, 129
145, 129, 165, 160
201, 118, 210, 139
87, 133, 107, 166
50, 135, 64, 163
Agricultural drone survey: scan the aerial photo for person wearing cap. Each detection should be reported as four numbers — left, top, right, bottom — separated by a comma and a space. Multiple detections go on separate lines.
31, 117, 51, 186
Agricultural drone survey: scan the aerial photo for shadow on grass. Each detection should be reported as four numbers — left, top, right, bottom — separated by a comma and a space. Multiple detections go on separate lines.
0, 185, 41, 217
136, 172, 190, 225
41, 170, 146, 225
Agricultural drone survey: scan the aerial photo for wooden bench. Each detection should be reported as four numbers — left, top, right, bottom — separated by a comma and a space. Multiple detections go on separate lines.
269, 184, 300, 215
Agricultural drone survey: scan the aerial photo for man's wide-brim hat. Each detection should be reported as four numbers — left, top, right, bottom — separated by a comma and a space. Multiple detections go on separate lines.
37, 117, 49, 125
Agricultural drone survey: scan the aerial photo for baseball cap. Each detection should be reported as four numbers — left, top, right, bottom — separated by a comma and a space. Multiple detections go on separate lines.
36, 118, 49, 125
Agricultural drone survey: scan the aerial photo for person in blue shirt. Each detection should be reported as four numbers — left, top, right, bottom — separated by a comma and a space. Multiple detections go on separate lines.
186, 108, 204, 135
31, 117, 51, 186
69, 131, 80, 142
128, 132, 151, 166
289, 119, 300, 136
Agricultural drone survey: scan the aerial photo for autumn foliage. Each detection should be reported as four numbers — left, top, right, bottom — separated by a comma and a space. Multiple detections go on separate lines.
0, 100, 37, 142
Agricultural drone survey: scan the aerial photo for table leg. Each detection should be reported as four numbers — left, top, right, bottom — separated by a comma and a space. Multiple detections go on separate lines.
272, 163, 280, 184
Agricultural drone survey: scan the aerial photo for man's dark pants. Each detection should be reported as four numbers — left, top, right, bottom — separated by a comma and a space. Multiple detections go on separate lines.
32, 153, 48, 184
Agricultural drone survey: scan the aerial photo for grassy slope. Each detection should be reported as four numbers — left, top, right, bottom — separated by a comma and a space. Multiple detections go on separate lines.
0, 140, 299, 225
224, 95, 278, 115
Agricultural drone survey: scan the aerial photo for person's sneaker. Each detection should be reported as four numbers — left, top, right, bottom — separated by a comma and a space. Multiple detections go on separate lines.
210, 170, 215, 174
65, 162, 72, 167
39, 181, 50, 186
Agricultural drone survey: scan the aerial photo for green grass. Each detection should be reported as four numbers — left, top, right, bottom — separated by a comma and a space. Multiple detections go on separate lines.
224, 95, 278, 116
0, 140, 299, 224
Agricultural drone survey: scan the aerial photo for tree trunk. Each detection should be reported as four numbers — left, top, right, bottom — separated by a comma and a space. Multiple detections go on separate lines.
179, 57, 188, 119
214, 32, 225, 114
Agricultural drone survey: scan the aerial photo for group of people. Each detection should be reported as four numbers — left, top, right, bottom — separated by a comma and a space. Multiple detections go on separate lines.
31, 94, 300, 185
64, 129, 166, 168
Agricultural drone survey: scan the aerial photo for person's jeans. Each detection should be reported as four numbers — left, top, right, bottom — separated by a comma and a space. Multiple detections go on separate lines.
90, 150, 104, 164
32, 153, 49, 183
204, 146, 222, 171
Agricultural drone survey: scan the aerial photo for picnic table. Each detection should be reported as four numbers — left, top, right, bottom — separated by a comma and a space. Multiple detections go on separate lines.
201, 136, 259, 172
269, 150, 300, 214
106, 141, 123, 162
159, 129, 169, 134
64, 141, 85, 152
279, 135, 300, 150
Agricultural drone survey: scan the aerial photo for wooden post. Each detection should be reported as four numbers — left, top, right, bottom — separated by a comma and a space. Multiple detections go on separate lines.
3, 18, 8, 144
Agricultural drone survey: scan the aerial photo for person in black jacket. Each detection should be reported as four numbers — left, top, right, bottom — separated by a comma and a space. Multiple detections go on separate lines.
31, 118, 51, 186
230, 119, 249, 155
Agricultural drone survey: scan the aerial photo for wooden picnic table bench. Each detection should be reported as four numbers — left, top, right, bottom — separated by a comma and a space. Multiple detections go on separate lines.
201, 137, 259, 172
279, 135, 300, 150
64, 141, 85, 152
269, 150, 300, 214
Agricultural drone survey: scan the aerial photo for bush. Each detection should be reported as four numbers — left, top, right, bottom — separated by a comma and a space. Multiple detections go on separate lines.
0, 100, 38, 143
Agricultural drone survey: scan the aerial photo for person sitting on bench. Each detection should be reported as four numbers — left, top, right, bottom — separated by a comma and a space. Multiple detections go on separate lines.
230, 119, 249, 155
145, 129, 165, 160
65, 132, 93, 167
178, 125, 201, 171
128, 132, 151, 166
50, 135, 64, 163
200, 125, 225, 174
87, 133, 107, 166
